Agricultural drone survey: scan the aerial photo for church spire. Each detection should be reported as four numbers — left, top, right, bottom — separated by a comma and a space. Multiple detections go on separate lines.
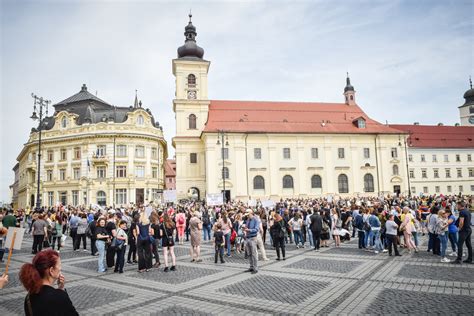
343, 73, 356, 105
177, 13, 204, 59
134, 89, 139, 108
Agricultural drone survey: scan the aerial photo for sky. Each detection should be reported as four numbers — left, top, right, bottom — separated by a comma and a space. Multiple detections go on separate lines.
0, 0, 473, 201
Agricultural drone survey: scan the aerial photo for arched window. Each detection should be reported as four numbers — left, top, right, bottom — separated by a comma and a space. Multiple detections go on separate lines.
364, 173, 374, 192
393, 164, 399, 176
97, 191, 106, 206
137, 115, 144, 125
253, 176, 265, 190
311, 175, 322, 188
222, 167, 229, 179
338, 174, 349, 193
189, 114, 197, 129
283, 175, 294, 189
350, 95, 354, 101
61, 117, 68, 128
188, 74, 196, 87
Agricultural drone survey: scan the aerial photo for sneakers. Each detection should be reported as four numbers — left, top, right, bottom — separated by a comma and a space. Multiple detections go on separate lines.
170, 266, 176, 271
441, 257, 451, 263
382, 249, 388, 253
163, 267, 169, 272
450, 252, 457, 257
374, 251, 379, 254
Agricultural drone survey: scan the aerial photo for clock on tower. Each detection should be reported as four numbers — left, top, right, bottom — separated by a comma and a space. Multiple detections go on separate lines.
187, 90, 197, 100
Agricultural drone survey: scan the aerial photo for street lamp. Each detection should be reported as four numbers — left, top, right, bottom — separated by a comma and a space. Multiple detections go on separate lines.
216, 130, 229, 203
31, 93, 51, 211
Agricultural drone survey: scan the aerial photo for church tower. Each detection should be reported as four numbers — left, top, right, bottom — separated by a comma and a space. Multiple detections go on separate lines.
172, 13, 210, 200
343, 73, 356, 105
459, 76, 474, 126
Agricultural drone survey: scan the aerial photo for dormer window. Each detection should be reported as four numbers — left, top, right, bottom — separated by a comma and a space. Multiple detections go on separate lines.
353, 117, 366, 128
137, 115, 144, 125
61, 117, 68, 128
188, 74, 196, 87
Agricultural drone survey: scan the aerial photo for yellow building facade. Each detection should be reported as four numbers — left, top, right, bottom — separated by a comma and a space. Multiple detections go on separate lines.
16, 85, 167, 209
172, 16, 409, 201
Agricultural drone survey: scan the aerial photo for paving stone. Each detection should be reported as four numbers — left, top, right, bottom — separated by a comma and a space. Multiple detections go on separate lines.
127, 265, 221, 284
364, 288, 474, 315
397, 264, 474, 283
220, 275, 329, 305
67, 284, 132, 310
323, 247, 378, 256
2, 296, 24, 314
59, 250, 94, 260
3, 273, 23, 289
151, 306, 212, 316
283, 258, 362, 273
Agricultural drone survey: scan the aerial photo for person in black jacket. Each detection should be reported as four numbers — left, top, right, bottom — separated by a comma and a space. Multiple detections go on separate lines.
310, 210, 323, 251
270, 213, 289, 260
88, 214, 98, 256
19, 249, 78, 316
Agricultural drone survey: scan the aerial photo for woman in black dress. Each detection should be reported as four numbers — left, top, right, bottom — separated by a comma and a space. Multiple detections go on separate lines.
161, 213, 177, 272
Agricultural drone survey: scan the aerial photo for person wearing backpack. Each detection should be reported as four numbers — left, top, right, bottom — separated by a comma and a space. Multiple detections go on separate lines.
270, 213, 288, 260
202, 209, 212, 242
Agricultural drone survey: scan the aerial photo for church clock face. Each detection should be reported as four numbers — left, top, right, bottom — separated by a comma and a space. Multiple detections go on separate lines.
187, 90, 196, 100
469, 116, 474, 124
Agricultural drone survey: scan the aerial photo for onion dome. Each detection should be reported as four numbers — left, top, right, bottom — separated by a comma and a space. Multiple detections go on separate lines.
177, 13, 204, 59
462, 76, 474, 106
344, 73, 355, 92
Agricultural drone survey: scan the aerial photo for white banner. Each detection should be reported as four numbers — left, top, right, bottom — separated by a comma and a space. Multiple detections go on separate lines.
247, 199, 257, 207
5, 227, 25, 250
261, 199, 275, 209
163, 190, 177, 203
206, 193, 223, 206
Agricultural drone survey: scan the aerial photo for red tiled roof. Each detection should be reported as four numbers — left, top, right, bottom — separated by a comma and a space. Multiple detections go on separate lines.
203, 100, 402, 134
389, 124, 474, 148
164, 159, 176, 177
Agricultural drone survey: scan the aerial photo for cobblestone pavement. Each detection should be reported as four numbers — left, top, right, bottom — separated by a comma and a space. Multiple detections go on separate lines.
1, 233, 473, 315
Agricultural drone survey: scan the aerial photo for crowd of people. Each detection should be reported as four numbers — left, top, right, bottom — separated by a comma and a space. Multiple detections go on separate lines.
0, 194, 472, 314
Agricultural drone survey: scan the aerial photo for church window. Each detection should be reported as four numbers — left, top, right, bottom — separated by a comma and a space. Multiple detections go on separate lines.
189, 114, 197, 129
311, 175, 322, 189
222, 167, 229, 179
253, 176, 265, 190
393, 164, 399, 176
283, 175, 294, 189
188, 74, 196, 87
137, 115, 144, 125
350, 95, 354, 101
61, 117, 68, 128
338, 174, 349, 193
190, 153, 197, 164
363, 174, 374, 192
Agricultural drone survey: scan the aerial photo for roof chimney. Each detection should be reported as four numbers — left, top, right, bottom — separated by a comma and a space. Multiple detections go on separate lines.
414, 122, 419, 125
437, 123, 444, 126
455, 123, 460, 126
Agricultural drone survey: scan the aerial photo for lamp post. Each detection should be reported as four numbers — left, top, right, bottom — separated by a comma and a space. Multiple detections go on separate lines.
30, 93, 51, 211
216, 130, 229, 204
403, 135, 412, 197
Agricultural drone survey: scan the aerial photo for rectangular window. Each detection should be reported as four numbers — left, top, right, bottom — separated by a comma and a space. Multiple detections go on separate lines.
135, 145, 145, 158
59, 168, 66, 181
421, 154, 425, 162
116, 145, 127, 157
456, 154, 461, 162
445, 168, 451, 178
72, 190, 79, 206
432, 154, 437, 162
435, 186, 440, 193
468, 154, 472, 162
363, 148, 370, 159
338, 148, 345, 159
221, 148, 229, 160
60, 148, 67, 161
73, 168, 80, 180
97, 166, 106, 179
311, 148, 319, 159
457, 168, 462, 178
254, 148, 261, 160
471, 185, 474, 192
97, 145, 106, 157
48, 191, 54, 206
469, 168, 474, 177
190, 153, 197, 164
391, 147, 398, 158
444, 154, 449, 162
423, 187, 428, 194
447, 185, 452, 193
408, 154, 413, 162
74, 147, 81, 159
411, 187, 416, 194
151, 189, 160, 201
433, 169, 439, 178
135, 166, 145, 178
152, 167, 158, 178
47, 150, 54, 162
46, 170, 53, 181
459, 185, 463, 193
283, 148, 291, 159
421, 169, 427, 178
116, 166, 127, 178
409, 169, 414, 178
115, 189, 127, 205
151, 147, 158, 159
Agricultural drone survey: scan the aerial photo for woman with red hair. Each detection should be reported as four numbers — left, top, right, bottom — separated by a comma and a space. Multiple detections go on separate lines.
19, 249, 78, 315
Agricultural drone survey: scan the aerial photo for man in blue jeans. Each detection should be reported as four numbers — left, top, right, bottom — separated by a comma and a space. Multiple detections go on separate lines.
451, 201, 472, 264
244, 209, 259, 274
202, 209, 212, 241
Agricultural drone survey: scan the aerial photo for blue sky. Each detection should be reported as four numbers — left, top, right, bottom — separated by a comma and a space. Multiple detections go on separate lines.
0, 0, 473, 201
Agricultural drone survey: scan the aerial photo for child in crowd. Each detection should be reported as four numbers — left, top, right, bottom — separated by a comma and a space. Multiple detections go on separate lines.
214, 223, 225, 264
